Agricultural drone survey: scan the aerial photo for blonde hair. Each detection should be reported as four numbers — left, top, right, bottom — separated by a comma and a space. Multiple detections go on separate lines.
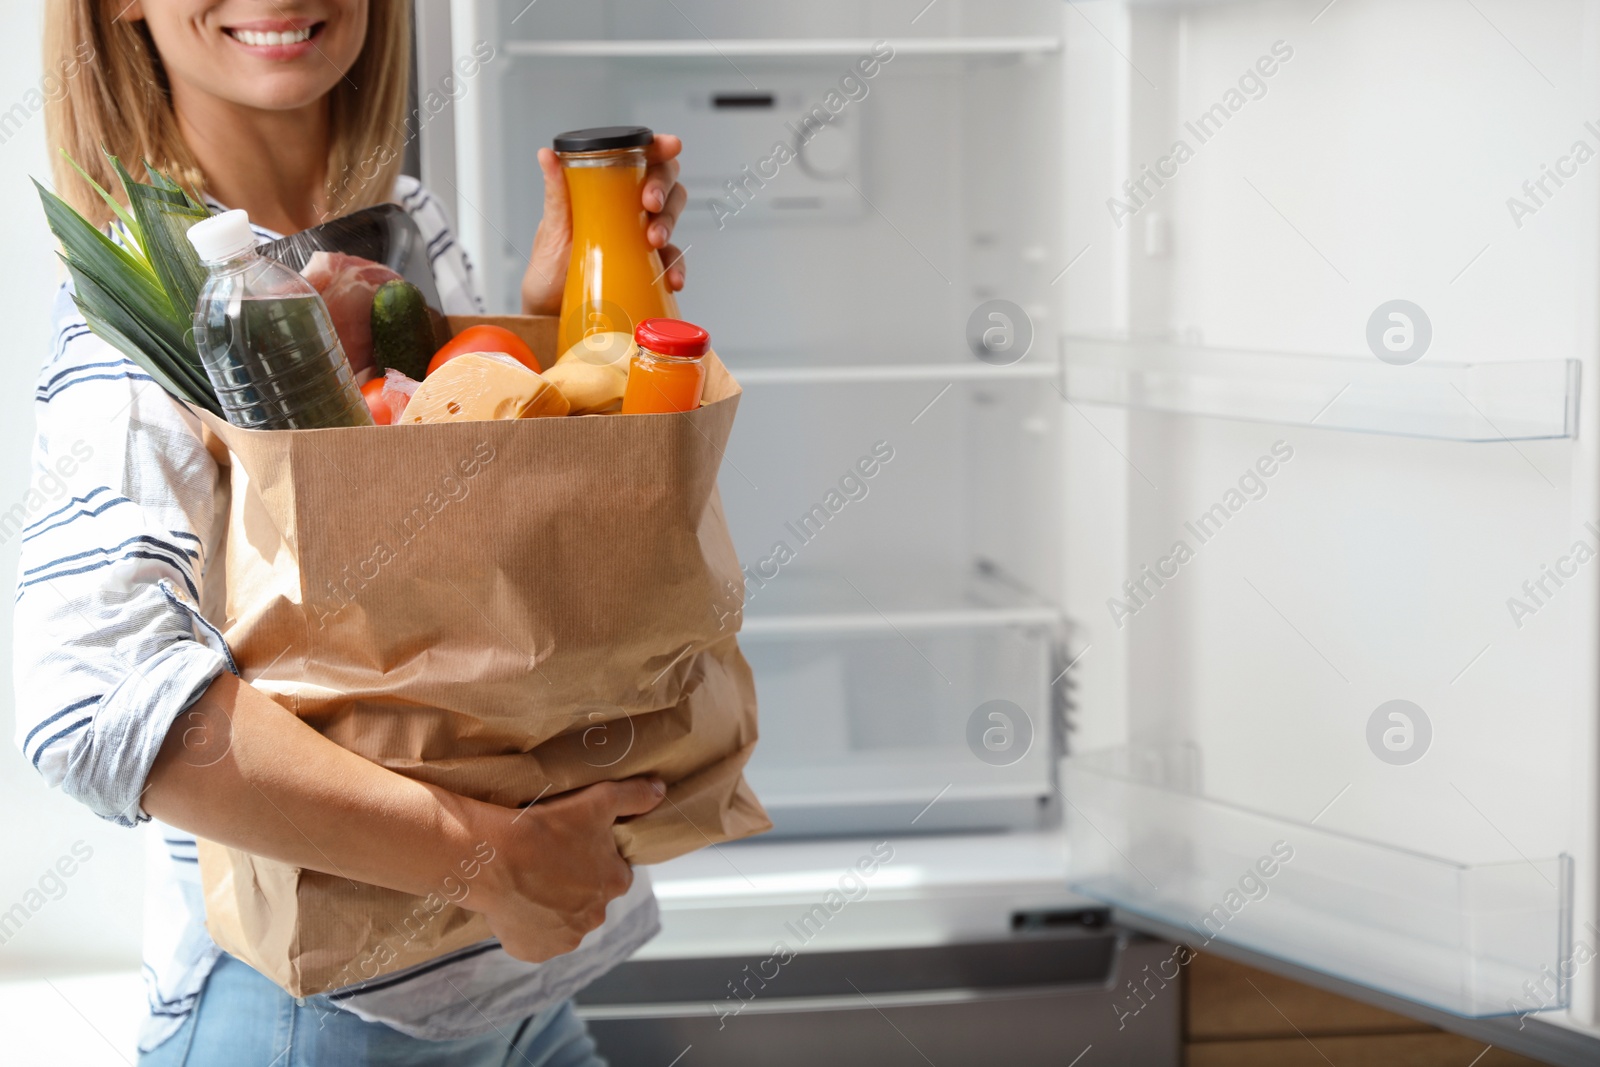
43, 0, 411, 228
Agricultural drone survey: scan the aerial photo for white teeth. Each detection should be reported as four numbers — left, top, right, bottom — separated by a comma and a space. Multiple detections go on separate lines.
232, 27, 313, 47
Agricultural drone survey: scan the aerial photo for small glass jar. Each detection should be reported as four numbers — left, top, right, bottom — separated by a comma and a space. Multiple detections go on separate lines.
623, 318, 710, 414
554, 125, 681, 358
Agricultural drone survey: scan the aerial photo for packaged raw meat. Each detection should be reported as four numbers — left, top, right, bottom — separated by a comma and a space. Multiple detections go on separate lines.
300, 251, 402, 377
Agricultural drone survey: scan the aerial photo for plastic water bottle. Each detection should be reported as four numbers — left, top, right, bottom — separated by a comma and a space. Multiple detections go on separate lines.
187, 210, 372, 430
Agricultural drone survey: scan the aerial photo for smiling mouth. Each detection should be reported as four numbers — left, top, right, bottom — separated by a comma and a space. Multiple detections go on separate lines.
224, 23, 325, 48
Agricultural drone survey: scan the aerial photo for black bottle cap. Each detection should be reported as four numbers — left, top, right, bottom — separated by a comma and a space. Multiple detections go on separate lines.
552, 126, 654, 153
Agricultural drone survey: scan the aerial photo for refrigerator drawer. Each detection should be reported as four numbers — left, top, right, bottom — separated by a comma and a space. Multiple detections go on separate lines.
740, 616, 1060, 836
578, 934, 1182, 1067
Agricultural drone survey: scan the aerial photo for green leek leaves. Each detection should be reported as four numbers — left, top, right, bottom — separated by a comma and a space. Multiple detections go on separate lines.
36, 152, 222, 416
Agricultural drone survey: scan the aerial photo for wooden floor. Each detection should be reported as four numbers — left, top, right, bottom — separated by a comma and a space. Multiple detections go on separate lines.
1183, 953, 1555, 1067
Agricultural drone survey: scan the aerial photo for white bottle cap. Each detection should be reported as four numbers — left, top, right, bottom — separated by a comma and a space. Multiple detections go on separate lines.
186, 209, 256, 263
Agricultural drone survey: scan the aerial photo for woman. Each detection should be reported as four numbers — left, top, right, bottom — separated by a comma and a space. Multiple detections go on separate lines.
21, 3, 690, 1063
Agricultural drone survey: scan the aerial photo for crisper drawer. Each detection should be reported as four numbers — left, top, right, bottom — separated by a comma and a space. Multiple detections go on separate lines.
739, 584, 1061, 836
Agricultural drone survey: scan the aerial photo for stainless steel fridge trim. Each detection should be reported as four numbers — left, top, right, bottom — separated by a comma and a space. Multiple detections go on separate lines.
574, 979, 1124, 1021
1113, 910, 1600, 1067
575, 926, 1126, 1018
412, 0, 457, 199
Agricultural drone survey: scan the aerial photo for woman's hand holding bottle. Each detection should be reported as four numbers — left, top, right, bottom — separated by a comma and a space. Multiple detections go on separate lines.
522, 133, 689, 316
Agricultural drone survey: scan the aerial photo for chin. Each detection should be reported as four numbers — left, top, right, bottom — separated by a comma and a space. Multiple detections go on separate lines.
234, 72, 348, 113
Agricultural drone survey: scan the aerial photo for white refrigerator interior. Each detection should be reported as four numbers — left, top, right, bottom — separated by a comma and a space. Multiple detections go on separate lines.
437, 0, 1600, 1044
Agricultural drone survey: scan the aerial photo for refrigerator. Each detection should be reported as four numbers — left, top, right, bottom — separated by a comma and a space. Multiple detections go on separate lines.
417, 1, 1600, 1063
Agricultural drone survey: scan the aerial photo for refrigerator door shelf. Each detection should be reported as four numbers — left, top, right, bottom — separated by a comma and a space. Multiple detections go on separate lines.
1063, 336, 1581, 442
1064, 747, 1573, 1019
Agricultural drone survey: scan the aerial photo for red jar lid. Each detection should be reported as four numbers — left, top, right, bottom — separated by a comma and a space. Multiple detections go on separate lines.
635, 318, 711, 359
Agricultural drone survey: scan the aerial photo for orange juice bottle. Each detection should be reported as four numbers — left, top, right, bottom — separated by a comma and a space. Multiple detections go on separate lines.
554, 126, 681, 357
623, 318, 709, 414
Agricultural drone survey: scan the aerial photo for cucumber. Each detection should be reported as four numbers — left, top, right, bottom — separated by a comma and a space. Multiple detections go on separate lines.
371, 279, 435, 381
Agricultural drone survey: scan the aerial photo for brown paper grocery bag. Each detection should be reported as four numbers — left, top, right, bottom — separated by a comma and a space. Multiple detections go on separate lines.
193, 315, 769, 997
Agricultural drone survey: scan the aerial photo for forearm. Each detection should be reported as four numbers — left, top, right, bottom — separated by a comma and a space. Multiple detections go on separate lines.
144, 672, 484, 899
144, 671, 665, 964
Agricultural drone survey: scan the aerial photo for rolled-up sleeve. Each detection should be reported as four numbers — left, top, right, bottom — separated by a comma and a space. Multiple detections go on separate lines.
12, 286, 232, 826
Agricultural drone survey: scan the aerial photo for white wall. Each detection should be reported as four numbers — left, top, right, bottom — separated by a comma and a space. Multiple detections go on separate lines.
0, 5, 145, 979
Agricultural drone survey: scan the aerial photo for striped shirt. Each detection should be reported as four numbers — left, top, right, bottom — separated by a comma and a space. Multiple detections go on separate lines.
13, 176, 659, 1051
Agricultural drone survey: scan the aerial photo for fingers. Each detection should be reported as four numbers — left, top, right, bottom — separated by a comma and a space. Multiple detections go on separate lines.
602, 857, 634, 900
647, 184, 689, 248
523, 148, 575, 315
643, 143, 682, 215
643, 166, 680, 214
537, 147, 571, 233
658, 244, 687, 292
642, 135, 687, 287
588, 776, 667, 820
502, 926, 582, 963
644, 133, 683, 165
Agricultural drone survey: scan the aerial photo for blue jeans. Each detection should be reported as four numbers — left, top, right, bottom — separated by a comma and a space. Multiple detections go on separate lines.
140, 955, 606, 1067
